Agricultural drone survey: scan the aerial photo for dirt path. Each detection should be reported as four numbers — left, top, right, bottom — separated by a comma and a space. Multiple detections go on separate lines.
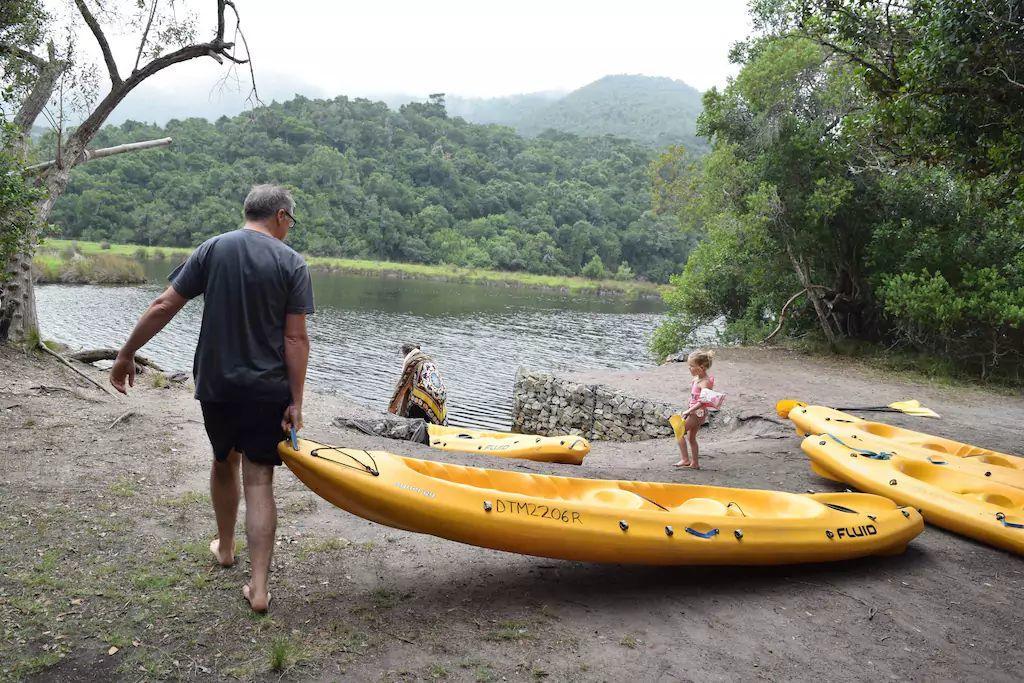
1, 346, 1022, 681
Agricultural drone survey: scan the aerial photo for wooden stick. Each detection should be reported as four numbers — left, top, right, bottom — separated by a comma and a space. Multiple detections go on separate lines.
38, 343, 117, 397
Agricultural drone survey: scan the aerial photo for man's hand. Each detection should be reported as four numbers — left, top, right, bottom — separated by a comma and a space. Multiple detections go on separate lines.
282, 403, 303, 433
109, 286, 189, 395
110, 353, 136, 395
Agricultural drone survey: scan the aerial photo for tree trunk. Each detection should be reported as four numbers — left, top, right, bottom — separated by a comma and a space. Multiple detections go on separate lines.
2, 0, 251, 345
0, 246, 39, 344
784, 240, 837, 346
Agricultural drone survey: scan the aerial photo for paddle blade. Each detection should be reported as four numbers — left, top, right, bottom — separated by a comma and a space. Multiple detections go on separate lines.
669, 414, 686, 441
887, 400, 940, 418
776, 399, 806, 418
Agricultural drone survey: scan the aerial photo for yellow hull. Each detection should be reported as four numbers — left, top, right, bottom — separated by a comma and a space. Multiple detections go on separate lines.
427, 424, 589, 465
786, 404, 1024, 489
280, 438, 922, 565
802, 434, 1024, 556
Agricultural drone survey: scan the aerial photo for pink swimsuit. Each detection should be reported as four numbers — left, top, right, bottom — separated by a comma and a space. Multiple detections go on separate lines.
688, 375, 715, 418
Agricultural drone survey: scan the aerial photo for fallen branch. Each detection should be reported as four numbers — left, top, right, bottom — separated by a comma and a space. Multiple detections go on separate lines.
38, 343, 117, 397
761, 286, 831, 344
68, 348, 163, 372
108, 410, 137, 429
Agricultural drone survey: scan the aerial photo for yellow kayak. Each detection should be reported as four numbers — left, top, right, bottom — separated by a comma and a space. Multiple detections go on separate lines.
280, 438, 922, 565
427, 424, 589, 465
782, 403, 1024, 489
802, 434, 1024, 556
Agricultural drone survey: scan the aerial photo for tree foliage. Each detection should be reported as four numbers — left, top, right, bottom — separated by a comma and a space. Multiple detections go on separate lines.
655, 0, 1024, 381
47, 96, 694, 281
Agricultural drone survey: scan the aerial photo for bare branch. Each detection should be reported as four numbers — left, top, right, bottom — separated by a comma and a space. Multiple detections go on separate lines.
810, 36, 900, 90
133, 0, 160, 74
25, 137, 172, 173
224, 0, 260, 106
73, 0, 122, 86
0, 45, 46, 70
983, 66, 1024, 90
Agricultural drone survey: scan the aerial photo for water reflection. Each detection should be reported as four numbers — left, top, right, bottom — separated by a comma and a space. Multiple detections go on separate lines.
37, 266, 665, 430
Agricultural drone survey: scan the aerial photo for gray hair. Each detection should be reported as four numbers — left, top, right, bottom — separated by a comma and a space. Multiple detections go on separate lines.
243, 184, 294, 221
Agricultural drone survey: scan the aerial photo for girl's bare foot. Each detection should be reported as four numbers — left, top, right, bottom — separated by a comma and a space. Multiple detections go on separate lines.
210, 538, 235, 567
673, 460, 691, 467
242, 583, 271, 613
688, 462, 701, 470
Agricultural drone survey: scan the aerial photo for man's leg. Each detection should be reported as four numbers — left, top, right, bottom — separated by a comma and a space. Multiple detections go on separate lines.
241, 456, 276, 612
209, 449, 241, 566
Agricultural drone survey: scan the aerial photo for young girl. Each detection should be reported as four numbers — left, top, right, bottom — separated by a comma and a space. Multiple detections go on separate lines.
673, 349, 716, 470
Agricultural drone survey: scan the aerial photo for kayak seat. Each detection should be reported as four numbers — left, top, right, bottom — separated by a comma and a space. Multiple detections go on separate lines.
584, 489, 657, 510
671, 497, 729, 516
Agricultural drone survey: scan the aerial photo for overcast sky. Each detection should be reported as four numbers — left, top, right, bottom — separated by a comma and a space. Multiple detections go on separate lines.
53, 0, 753, 124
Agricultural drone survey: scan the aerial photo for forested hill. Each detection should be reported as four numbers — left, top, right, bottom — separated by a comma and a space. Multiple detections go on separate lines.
47, 95, 694, 282
446, 75, 707, 153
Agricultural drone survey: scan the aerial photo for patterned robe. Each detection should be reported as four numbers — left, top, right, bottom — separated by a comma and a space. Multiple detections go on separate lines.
387, 350, 448, 425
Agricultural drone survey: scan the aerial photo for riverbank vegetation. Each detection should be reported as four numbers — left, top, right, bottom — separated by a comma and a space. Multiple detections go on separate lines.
653, 0, 1024, 385
33, 242, 145, 284
43, 96, 696, 284
39, 238, 666, 297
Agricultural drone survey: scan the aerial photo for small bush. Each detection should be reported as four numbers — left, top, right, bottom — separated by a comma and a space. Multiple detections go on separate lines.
613, 262, 635, 281
151, 248, 166, 261
99, 241, 111, 250
581, 255, 607, 280
133, 247, 148, 260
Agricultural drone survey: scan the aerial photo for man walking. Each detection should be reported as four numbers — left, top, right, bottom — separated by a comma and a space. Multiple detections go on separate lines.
109, 184, 313, 613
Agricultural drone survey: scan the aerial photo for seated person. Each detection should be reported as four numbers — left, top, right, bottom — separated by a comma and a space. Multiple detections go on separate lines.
388, 343, 448, 425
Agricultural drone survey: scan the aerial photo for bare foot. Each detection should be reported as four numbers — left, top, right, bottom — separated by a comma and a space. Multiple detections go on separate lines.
673, 460, 691, 467
688, 463, 701, 470
210, 538, 235, 567
242, 583, 271, 613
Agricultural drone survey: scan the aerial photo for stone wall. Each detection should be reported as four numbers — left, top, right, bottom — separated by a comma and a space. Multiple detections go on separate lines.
512, 369, 679, 441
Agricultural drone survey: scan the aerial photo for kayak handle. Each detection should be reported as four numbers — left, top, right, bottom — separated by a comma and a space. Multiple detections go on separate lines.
822, 433, 893, 460
997, 512, 1024, 529
685, 527, 719, 539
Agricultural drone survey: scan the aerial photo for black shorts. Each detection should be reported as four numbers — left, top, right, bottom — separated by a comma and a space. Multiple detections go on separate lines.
200, 401, 289, 466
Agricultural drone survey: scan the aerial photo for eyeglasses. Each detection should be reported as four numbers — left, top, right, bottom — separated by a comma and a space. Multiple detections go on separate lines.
282, 210, 298, 228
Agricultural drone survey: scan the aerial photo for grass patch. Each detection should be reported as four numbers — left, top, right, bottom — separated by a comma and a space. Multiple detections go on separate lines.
427, 662, 449, 679
620, 634, 638, 649
109, 476, 139, 498
485, 620, 533, 642
8, 652, 62, 678
783, 337, 1023, 392
370, 588, 408, 610
298, 536, 350, 559
161, 490, 210, 509
268, 636, 300, 671
151, 372, 168, 389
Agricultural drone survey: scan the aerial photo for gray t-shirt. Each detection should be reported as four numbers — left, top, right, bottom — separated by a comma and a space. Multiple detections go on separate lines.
169, 228, 315, 403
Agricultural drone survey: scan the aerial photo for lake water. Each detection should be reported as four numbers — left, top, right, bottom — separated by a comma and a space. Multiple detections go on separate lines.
36, 263, 665, 430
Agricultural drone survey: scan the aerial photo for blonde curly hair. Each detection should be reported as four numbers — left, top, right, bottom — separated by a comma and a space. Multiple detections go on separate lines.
687, 349, 715, 370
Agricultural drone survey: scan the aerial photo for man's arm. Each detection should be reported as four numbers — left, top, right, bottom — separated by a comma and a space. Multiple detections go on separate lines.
109, 286, 188, 394
282, 312, 310, 432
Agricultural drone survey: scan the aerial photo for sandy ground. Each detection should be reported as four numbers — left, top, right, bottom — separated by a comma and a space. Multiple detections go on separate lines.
1, 345, 1023, 682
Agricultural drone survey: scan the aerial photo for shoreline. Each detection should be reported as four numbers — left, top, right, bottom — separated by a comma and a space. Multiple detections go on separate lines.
2, 345, 1022, 680
38, 238, 669, 299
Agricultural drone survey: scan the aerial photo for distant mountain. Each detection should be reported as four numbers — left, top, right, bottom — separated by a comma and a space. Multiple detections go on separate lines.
436, 75, 707, 153
524, 75, 706, 152
444, 91, 564, 127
